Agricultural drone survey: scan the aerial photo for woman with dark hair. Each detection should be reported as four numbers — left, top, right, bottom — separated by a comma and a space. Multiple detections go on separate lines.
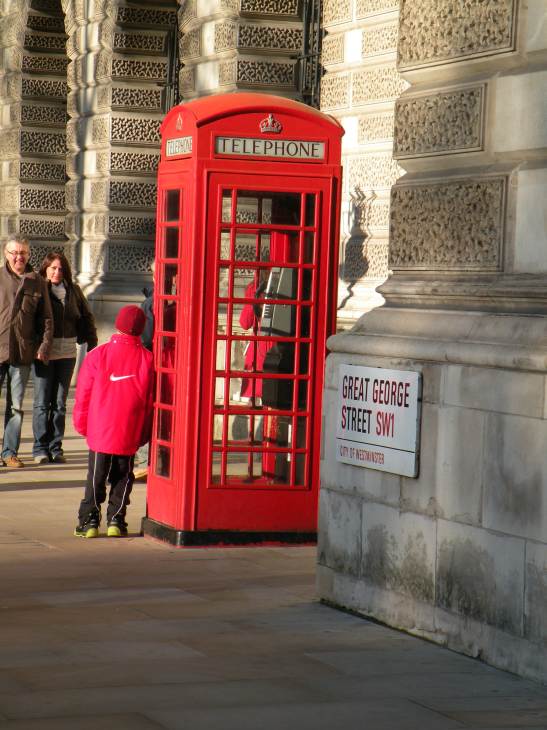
32, 252, 97, 464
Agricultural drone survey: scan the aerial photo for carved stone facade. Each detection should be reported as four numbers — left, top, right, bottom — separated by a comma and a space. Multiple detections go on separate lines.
321, 0, 406, 323
319, 0, 547, 685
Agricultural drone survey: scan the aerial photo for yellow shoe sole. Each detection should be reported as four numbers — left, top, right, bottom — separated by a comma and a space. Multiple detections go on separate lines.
107, 525, 126, 537
74, 527, 99, 538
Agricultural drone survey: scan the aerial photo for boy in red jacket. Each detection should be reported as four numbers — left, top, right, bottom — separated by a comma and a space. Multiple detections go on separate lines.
73, 305, 154, 538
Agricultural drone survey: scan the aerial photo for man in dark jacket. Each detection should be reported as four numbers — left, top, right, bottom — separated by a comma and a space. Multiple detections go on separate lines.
0, 236, 53, 468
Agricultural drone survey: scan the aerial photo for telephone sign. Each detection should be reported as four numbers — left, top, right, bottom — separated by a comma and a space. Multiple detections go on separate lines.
142, 93, 343, 546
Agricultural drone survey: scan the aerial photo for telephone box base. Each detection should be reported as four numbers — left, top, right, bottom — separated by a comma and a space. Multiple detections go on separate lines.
141, 517, 316, 548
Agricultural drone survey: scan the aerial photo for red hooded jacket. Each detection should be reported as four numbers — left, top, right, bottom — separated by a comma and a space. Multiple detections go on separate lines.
73, 333, 154, 455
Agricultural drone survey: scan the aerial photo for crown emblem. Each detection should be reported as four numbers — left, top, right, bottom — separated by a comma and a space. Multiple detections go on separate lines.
175, 113, 183, 130
259, 113, 283, 134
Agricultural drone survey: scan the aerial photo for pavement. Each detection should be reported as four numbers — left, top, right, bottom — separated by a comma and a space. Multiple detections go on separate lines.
0, 390, 546, 729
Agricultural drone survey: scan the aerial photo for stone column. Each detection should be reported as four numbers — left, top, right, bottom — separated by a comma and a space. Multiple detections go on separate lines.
179, 0, 304, 99
0, 0, 29, 240
318, 0, 547, 683
320, 0, 405, 327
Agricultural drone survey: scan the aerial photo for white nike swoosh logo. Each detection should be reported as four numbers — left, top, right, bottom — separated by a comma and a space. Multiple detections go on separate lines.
110, 374, 136, 382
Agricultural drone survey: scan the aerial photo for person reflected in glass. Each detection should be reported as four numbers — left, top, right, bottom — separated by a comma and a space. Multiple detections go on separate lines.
32, 252, 97, 464
239, 270, 270, 406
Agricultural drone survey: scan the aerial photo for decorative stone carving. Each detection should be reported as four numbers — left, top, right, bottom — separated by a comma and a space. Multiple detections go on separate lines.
236, 59, 295, 86
361, 22, 398, 57
389, 177, 506, 270
111, 57, 167, 81
179, 66, 195, 92
220, 0, 240, 11
0, 130, 20, 157
21, 130, 66, 156
214, 22, 237, 53
22, 54, 68, 75
21, 78, 68, 99
240, 0, 299, 16
111, 86, 162, 111
347, 153, 402, 190
110, 151, 160, 174
180, 0, 197, 29
91, 118, 110, 144
111, 117, 161, 145
108, 243, 155, 272
24, 32, 66, 52
20, 188, 66, 213
398, 0, 516, 70
19, 217, 65, 239
29, 243, 74, 269
358, 113, 394, 143
108, 215, 156, 238
219, 60, 237, 86
322, 34, 344, 66
89, 243, 106, 274
113, 31, 166, 54
20, 161, 66, 183
320, 73, 350, 110
116, 7, 177, 27
90, 181, 108, 206
26, 14, 65, 33
368, 199, 391, 229
238, 24, 302, 51
357, 0, 400, 17
322, 0, 352, 26
181, 27, 201, 58
393, 86, 484, 158
109, 181, 157, 209
21, 102, 67, 127
352, 66, 407, 104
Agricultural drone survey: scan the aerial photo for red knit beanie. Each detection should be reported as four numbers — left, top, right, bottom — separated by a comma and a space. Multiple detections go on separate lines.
115, 305, 146, 336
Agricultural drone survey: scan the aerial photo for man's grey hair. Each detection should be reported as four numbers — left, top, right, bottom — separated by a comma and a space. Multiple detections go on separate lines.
4, 235, 30, 251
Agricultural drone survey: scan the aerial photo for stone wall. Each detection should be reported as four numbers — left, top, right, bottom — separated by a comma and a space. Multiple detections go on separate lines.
318, 0, 547, 683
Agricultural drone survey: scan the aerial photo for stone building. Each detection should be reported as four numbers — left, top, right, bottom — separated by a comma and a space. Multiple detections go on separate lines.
0, 0, 545, 682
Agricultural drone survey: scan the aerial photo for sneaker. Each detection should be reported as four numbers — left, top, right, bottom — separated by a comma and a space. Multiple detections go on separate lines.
34, 454, 50, 465
74, 514, 100, 538
5, 455, 24, 468
51, 453, 66, 464
107, 516, 128, 538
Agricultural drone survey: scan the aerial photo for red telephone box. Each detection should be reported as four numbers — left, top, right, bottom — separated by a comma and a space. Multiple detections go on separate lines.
142, 93, 343, 546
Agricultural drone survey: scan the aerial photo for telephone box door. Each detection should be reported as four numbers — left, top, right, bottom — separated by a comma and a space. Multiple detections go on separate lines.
198, 173, 334, 533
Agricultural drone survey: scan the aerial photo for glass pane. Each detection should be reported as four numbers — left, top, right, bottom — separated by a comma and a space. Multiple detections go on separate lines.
216, 339, 227, 371
218, 266, 230, 298
298, 343, 310, 375
234, 232, 257, 262
214, 377, 227, 407
220, 231, 231, 260
302, 269, 313, 301
222, 190, 233, 223
158, 371, 175, 405
163, 264, 178, 296
156, 409, 173, 442
261, 375, 294, 410
216, 303, 228, 335
235, 191, 301, 226
161, 300, 176, 332
269, 231, 298, 264
233, 268, 256, 299
300, 306, 311, 338
303, 232, 314, 264
226, 451, 251, 478
305, 194, 316, 227
228, 413, 264, 444
213, 414, 224, 444
160, 335, 176, 365
155, 445, 171, 478
296, 417, 307, 449
294, 453, 306, 486
165, 227, 179, 258
165, 190, 179, 222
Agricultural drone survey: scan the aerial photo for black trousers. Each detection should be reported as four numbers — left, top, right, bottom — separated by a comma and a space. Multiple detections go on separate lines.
78, 450, 135, 523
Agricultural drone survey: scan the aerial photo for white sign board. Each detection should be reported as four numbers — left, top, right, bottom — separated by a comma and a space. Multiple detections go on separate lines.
166, 136, 193, 157
336, 365, 422, 477
214, 136, 325, 160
